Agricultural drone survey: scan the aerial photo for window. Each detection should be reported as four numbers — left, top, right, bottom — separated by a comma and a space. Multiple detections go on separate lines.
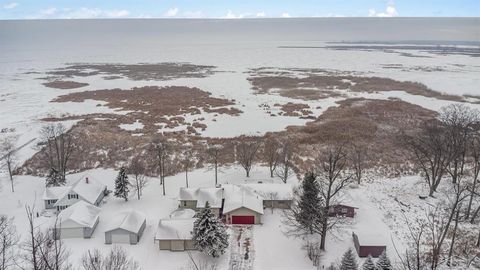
341, 208, 348, 213
183, 201, 187, 207
68, 194, 78, 200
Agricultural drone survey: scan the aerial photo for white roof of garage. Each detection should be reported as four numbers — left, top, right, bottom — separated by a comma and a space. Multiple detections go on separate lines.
222, 184, 264, 214
155, 218, 195, 240
105, 210, 146, 233
57, 201, 100, 229
178, 187, 223, 208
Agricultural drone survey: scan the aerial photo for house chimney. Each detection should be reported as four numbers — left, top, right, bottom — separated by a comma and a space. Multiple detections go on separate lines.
85, 177, 89, 184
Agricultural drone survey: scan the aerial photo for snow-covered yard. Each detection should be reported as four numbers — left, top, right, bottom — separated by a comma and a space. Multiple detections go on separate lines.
2, 164, 434, 269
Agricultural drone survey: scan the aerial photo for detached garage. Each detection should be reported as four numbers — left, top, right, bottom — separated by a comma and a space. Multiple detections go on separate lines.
222, 185, 264, 225
55, 201, 100, 239
105, 210, 146, 245
154, 218, 196, 251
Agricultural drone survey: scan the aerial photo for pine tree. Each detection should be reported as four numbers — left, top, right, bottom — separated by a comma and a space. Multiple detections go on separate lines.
192, 202, 229, 258
362, 255, 376, 270
340, 248, 358, 270
296, 172, 323, 234
114, 167, 130, 201
376, 251, 392, 270
45, 167, 64, 187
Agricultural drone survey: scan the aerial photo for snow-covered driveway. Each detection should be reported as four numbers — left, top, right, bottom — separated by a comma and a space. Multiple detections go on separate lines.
229, 225, 255, 270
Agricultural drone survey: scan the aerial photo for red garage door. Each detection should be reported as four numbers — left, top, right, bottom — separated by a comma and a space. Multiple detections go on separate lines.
232, 216, 254, 224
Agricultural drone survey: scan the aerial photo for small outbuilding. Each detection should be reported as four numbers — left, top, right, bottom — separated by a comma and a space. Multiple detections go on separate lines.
55, 201, 100, 239
328, 204, 357, 218
222, 185, 263, 225
104, 210, 146, 245
352, 232, 387, 257
154, 218, 196, 251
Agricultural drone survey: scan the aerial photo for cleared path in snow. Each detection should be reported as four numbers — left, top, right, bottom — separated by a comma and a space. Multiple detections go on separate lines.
229, 225, 254, 270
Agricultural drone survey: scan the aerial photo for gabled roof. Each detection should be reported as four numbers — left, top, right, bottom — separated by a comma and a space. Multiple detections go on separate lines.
54, 176, 106, 206
178, 187, 223, 208
42, 186, 70, 200
154, 218, 195, 240
57, 201, 100, 229
105, 210, 146, 233
243, 183, 294, 201
222, 184, 264, 214
353, 231, 387, 246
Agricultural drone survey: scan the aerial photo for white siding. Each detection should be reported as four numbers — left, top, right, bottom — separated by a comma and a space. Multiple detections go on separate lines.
111, 233, 131, 243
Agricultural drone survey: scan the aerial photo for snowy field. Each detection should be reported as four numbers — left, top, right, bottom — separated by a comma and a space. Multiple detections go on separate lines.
1, 40, 480, 165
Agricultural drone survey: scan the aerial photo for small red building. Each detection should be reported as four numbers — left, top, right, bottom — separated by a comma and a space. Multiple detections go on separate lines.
328, 204, 357, 218
352, 232, 386, 257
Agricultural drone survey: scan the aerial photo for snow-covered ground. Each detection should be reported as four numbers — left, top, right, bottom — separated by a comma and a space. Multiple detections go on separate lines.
0, 164, 437, 269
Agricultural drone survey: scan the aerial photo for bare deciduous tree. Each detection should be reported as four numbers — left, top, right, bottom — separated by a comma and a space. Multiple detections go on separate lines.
38, 218, 71, 270
466, 132, 480, 220
236, 136, 261, 178
81, 247, 140, 270
128, 157, 148, 200
181, 145, 194, 188
21, 205, 40, 270
439, 104, 479, 184
38, 123, 74, 181
315, 145, 353, 251
350, 142, 367, 185
275, 140, 294, 184
0, 137, 17, 193
404, 121, 455, 197
263, 136, 281, 178
206, 144, 224, 186
0, 216, 17, 270
151, 137, 171, 196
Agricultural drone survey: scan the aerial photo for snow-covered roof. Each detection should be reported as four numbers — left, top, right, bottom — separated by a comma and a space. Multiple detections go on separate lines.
222, 184, 264, 214
42, 186, 70, 200
178, 187, 223, 208
105, 210, 146, 233
155, 218, 195, 240
57, 201, 101, 229
169, 208, 196, 219
54, 176, 106, 206
354, 231, 387, 246
243, 183, 294, 200
71, 177, 107, 204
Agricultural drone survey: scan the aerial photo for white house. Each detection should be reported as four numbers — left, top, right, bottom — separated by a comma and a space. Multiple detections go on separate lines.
104, 210, 146, 245
222, 184, 264, 224
55, 201, 101, 239
178, 187, 224, 217
43, 176, 107, 212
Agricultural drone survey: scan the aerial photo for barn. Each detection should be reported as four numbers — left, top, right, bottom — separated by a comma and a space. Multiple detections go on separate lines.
222, 185, 263, 225
328, 204, 357, 218
154, 218, 196, 251
104, 210, 146, 245
55, 201, 100, 239
352, 232, 387, 257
